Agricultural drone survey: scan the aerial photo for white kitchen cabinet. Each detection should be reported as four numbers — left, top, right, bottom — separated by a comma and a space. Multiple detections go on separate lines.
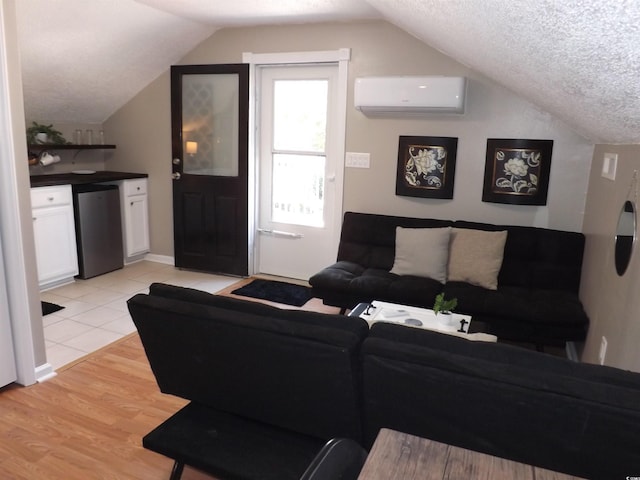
31, 185, 79, 289
120, 178, 150, 260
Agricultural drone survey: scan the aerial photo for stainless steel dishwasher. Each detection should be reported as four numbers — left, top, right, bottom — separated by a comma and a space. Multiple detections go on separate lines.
72, 184, 124, 279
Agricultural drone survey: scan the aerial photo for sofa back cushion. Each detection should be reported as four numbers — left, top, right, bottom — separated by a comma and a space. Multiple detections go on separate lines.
454, 220, 584, 292
128, 289, 368, 442
337, 212, 451, 270
361, 323, 640, 479
335, 213, 585, 294
147, 282, 366, 335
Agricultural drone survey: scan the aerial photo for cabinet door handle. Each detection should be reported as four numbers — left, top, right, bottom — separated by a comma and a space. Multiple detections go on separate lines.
130, 202, 134, 206
47, 197, 54, 201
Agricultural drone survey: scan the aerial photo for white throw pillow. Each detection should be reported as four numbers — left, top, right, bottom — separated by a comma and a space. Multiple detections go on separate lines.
447, 228, 508, 290
390, 227, 452, 284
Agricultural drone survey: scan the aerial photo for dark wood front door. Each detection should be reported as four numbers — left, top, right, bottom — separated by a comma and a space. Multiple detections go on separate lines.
171, 64, 249, 276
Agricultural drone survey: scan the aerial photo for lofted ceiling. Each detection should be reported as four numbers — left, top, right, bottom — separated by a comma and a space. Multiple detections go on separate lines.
15, 0, 640, 144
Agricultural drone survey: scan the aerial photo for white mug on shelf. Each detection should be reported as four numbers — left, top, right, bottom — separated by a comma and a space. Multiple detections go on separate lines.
38, 152, 60, 166
39, 152, 54, 166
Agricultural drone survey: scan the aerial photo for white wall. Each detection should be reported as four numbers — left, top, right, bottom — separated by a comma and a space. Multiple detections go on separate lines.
1, 0, 47, 385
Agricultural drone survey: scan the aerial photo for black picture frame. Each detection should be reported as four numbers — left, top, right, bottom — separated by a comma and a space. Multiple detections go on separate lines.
482, 138, 553, 205
395, 135, 458, 199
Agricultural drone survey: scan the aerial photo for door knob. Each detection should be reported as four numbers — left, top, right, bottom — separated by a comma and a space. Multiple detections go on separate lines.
172, 158, 181, 165
172, 172, 181, 180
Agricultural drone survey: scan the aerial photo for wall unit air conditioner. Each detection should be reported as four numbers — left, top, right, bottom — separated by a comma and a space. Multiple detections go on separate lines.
354, 76, 467, 116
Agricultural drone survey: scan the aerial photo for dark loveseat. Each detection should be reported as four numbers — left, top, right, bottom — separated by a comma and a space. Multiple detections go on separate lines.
309, 211, 589, 348
128, 283, 640, 480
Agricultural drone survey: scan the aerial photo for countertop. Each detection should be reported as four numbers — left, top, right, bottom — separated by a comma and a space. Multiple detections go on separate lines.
30, 171, 148, 188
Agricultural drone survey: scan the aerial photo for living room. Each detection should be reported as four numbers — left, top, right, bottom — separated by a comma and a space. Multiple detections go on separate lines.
103, 20, 640, 371
2, 1, 640, 478
2, 1, 640, 383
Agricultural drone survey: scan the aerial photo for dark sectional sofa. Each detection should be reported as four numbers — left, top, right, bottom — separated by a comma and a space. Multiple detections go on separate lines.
309, 211, 589, 348
128, 283, 640, 480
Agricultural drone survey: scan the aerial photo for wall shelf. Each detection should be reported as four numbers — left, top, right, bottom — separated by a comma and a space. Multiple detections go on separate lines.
28, 144, 116, 151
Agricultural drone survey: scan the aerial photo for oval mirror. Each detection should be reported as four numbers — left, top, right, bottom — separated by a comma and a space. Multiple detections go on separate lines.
615, 200, 636, 275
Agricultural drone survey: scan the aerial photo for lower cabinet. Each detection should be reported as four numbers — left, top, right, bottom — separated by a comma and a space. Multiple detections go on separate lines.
31, 185, 79, 289
31, 179, 150, 289
120, 178, 150, 261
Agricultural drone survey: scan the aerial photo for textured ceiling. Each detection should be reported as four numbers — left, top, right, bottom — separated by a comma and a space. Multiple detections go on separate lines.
367, 0, 640, 144
15, 0, 640, 144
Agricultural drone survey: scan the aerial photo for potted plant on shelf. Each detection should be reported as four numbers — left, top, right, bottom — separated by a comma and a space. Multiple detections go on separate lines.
433, 292, 458, 325
26, 122, 69, 145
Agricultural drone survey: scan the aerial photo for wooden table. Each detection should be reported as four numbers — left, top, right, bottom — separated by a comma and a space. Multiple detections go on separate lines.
357, 429, 586, 480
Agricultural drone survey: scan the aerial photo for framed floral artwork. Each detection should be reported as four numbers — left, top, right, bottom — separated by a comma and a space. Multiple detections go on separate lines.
395, 136, 458, 199
482, 138, 553, 205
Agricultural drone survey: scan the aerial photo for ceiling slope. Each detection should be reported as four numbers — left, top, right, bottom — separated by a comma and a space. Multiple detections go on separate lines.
367, 0, 640, 144
16, 0, 217, 124
134, 0, 380, 25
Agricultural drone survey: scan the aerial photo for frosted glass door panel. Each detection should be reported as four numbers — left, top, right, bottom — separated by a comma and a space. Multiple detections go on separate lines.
182, 74, 239, 177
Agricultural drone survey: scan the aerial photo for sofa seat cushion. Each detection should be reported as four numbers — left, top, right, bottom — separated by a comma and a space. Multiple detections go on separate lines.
143, 402, 325, 480
309, 261, 443, 307
444, 281, 588, 326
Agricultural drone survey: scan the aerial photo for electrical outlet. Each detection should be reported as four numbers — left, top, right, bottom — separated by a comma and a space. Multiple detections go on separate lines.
599, 336, 608, 365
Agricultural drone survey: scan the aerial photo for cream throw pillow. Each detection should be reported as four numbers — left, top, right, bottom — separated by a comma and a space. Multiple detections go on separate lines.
447, 228, 508, 290
390, 227, 451, 284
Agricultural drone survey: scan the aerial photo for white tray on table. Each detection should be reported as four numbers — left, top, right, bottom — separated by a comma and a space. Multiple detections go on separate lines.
355, 300, 497, 342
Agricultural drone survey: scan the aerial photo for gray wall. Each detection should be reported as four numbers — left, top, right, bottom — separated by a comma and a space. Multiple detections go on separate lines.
105, 20, 593, 259
110, 20, 640, 369
581, 144, 640, 370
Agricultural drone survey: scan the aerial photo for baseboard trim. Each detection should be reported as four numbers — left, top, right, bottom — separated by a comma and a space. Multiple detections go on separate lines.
565, 341, 579, 362
35, 363, 57, 382
144, 253, 174, 265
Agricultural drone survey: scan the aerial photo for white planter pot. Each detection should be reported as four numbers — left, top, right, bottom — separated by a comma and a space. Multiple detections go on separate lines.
437, 312, 454, 326
35, 133, 49, 144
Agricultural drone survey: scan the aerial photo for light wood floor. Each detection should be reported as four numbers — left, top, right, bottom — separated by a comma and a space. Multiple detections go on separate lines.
1, 278, 339, 480
0, 333, 217, 480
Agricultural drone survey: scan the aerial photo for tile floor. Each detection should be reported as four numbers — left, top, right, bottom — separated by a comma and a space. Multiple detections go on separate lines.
40, 260, 239, 371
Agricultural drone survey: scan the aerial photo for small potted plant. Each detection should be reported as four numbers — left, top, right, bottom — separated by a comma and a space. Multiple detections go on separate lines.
26, 122, 69, 145
433, 292, 458, 325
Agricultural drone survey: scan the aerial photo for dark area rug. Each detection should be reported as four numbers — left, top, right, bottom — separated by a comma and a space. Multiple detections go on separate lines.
231, 279, 314, 307
41, 301, 64, 316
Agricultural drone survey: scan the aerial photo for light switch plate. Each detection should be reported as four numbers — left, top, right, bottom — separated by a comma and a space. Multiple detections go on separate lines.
602, 152, 618, 180
345, 152, 370, 168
